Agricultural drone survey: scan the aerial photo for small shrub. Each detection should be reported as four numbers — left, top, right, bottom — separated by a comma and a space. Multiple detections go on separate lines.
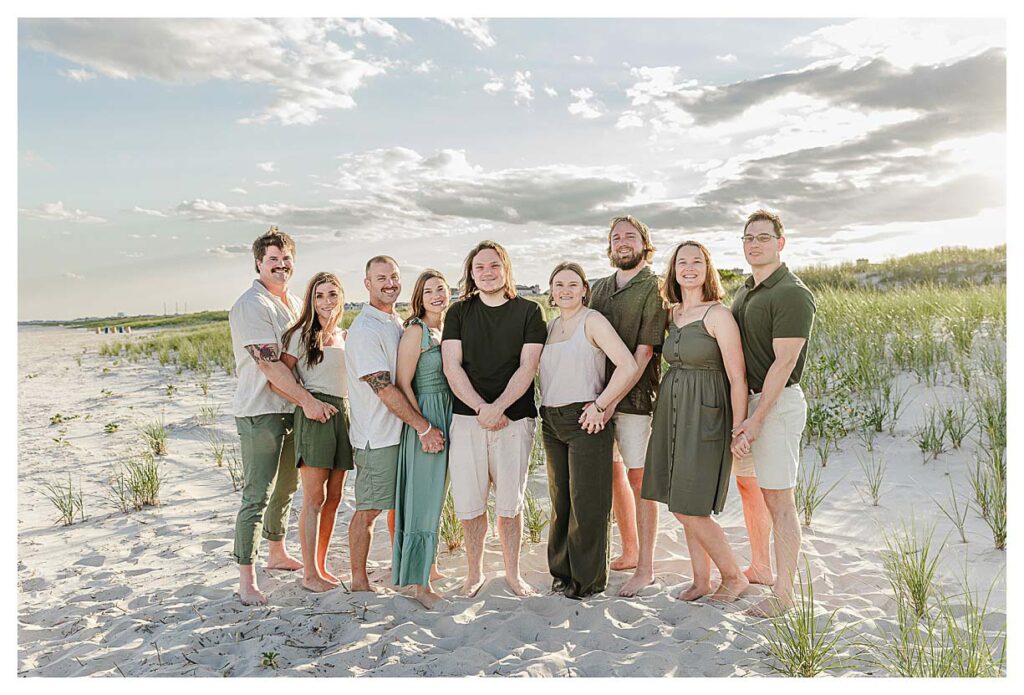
939, 401, 974, 449
913, 408, 946, 462
260, 651, 280, 669
795, 462, 840, 527
109, 452, 162, 512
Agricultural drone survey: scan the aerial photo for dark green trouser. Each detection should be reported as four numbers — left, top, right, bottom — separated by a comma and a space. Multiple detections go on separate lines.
233, 413, 298, 565
541, 403, 614, 599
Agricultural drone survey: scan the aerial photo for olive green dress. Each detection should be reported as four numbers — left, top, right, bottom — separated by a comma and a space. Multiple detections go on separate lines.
641, 306, 733, 516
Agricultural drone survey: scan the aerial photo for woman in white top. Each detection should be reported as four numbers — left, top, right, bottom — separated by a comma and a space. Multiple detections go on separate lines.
539, 262, 638, 599
278, 272, 352, 593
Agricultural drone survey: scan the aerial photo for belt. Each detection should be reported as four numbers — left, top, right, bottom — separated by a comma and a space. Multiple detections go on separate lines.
749, 387, 762, 395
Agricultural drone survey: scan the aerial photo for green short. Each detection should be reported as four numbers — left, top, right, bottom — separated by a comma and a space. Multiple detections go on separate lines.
354, 443, 400, 511
294, 393, 354, 471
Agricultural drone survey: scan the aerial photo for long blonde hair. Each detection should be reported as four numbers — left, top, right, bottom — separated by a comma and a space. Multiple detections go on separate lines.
281, 272, 344, 369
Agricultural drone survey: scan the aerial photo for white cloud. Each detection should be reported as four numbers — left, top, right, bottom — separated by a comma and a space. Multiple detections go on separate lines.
788, 18, 1005, 70
572, 55, 594, 64
412, 60, 435, 74
543, 85, 558, 98
437, 18, 496, 49
59, 68, 96, 81
483, 78, 504, 94
130, 206, 167, 217
255, 180, 289, 188
207, 244, 250, 256
335, 18, 408, 42
19, 201, 106, 223
231, 187, 248, 195
257, 161, 275, 172
21, 19, 388, 126
567, 87, 605, 120
63, 272, 85, 280
715, 54, 737, 63
512, 71, 534, 105
615, 111, 644, 129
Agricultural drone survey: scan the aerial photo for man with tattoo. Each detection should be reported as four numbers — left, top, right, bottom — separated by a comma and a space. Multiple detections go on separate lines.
441, 241, 547, 597
228, 227, 339, 606
345, 256, 445, 593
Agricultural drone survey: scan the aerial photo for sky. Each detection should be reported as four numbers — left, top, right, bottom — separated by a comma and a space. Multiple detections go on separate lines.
17, 17, 1007, 320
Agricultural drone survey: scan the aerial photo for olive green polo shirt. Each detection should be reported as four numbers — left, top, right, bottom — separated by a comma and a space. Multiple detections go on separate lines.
731, 263, 816, 392
590, 266, 666, 415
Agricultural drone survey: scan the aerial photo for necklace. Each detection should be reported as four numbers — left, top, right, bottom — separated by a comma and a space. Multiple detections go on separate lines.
556, 309, 584, 340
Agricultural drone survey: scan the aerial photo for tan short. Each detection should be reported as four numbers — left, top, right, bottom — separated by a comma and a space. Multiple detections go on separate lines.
448, 414, 535, 520
732, 385, 807, 490
611, 412, 652, 470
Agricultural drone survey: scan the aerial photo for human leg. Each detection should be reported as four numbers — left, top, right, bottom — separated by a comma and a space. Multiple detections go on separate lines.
618, 467, 657, 596
298, 466, 334, 591
541, 408, 572, 590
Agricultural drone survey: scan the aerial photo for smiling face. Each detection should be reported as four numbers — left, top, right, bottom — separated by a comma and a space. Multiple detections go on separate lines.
313, 281, 342, 327
550, 268, 587, 312
743, 219, 785, 268
256, 245, 294, 291
421, 276, 450, 317
364, 259, 401, 307
674, 245, 708, 292
609, 220, 646, 271
471, 248, 507, 296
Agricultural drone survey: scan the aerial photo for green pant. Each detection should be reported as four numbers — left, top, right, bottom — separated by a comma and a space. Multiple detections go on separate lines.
540, 403, 614, 599
233, 413, 298, 565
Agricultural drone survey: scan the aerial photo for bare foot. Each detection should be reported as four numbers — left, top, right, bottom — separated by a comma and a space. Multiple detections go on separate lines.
744, 594, 794, 618
462, 574, 485, 597
504, 575, 538, 597
743, 565, 774, 585
610, 553, 638, 571
709, 574, 751, 603
266, 554, 303, 571
302, 575, 337, 593
413, 587, 447, 609
320, 568, 340, 584
238, 585, 268, 606
430, 565, 446, 581
349, 576, 378, 593
617, 570, 654, 597
675, 582, 712, 601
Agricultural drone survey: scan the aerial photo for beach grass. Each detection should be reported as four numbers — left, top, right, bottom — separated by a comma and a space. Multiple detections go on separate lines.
522, 488, 549, 544
439, 491, 464, 552
139, 418, 168, 456
882, 520, 943, 621
226, 446, 245, 492
39, 475, 86, 526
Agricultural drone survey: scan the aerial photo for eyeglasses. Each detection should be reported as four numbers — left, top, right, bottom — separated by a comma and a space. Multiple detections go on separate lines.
741, 233, 779, 244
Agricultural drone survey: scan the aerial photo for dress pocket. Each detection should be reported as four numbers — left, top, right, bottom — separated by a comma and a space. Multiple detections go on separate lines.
700, 404, 724, 441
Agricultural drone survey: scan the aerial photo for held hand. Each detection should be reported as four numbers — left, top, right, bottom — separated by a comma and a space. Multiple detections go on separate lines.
477, 402, 504, 430
731, 417, 762, 446
579, 403, 605, 434
730, 432, 751, 459
303, 399, 337, 423
483, 415, 509, 432
420, 427, 445, 454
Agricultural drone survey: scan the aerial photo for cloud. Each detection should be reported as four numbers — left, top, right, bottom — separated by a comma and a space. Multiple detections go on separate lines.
63, 272, 85, 280
437, 18, 496, 49
567, 87, 605, 119
21, 18, 388, 126
130, 206, 167, 217
543, 85, 558, 98
207, 244, 250, 256
59, 68, 96, 81
334, 18, 408, 42
412, 60, 435, 74
231, 187, 248, 195
19, 201, 106, 223
20, 150, 52, 170
512, 71, 534, 105
616, 111, 643, 129
255, 180, 289, 187
257, 161, 275, 172
715, 54, 737, 64
572, 55, 594, 64
483, 78, 504, 94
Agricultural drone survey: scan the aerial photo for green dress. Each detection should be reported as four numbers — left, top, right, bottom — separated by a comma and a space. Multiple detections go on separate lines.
392, 318, 453, 586
641, 306, 733, 516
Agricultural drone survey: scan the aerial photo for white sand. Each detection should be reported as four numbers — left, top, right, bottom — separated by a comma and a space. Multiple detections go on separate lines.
17, 325, 1005, 676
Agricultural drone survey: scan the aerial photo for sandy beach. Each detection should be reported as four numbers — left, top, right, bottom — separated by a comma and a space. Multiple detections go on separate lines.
17, 324, 1005, 677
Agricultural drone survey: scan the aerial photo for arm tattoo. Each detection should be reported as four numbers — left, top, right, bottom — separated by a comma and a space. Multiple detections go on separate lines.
360, 370, 392, 394
245, 343, 280, 364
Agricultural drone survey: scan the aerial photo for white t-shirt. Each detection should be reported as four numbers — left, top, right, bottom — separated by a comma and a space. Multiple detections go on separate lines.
344, 304, 404, 449
284, 329, 347, 399
229, 280, 301, 417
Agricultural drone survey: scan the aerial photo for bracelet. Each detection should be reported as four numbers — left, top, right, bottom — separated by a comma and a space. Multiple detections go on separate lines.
417, 423, 433, 438
593, 401, 606, 413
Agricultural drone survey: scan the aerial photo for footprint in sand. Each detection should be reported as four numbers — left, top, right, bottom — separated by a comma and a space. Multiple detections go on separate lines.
75, 554, 105, 567
201, 539, 230, 553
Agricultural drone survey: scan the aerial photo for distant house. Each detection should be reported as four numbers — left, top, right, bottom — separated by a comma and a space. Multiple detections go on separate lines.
856, 258, 870, 268
516, 284, 542, 296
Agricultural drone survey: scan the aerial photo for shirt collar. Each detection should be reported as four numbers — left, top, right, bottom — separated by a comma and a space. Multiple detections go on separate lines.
252, 279, 299, 316
361, 302, 401, 325
745, 263, 788, 290
614, 265, 656, 293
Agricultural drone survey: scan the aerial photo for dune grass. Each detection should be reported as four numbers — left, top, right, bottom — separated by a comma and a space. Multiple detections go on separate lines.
108, 452, 162, 512
39, 475, 86, 526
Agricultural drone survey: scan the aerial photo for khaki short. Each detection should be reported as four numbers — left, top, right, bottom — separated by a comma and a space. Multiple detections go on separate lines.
354, 444, 399, 511
611, 412, 652, 470
448, 414, 534, 520
732, 385, 807, 490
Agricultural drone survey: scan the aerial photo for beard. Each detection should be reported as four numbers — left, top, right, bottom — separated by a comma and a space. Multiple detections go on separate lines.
611, 249, 643, 270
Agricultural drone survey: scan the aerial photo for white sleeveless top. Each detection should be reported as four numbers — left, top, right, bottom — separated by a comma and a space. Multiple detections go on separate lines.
539, 309, 607, 407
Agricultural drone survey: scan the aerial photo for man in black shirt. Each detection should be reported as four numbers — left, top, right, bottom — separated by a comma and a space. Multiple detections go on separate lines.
442, 241, 548, 597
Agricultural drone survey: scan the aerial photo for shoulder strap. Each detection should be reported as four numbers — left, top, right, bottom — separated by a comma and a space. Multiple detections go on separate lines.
412, 317, 432, 349
701, 303, 716, 321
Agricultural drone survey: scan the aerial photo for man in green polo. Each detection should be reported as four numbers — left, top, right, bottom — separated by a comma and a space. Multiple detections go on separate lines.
730, 209, 815, 617
589, 215, 666, 597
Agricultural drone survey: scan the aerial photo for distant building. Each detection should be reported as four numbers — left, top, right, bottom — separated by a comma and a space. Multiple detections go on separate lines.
516, 284, 542, 296
856, 258, 870, 268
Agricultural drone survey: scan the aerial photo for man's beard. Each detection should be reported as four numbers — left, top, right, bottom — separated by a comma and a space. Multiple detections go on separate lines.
612, 250, 643, 270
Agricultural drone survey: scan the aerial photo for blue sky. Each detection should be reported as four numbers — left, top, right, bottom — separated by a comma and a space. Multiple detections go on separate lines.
18, 17, 1006, 319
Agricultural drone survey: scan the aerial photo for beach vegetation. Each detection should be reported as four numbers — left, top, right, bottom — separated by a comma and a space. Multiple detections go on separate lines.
522, 488, 549, 544
103, 422, 120, 434
794, 461, 839, 528
140, 418, 168, 456
226, 446, 245, 492
855, 451, 886, 507
439, 490, 464, 552
39, 475, 86, 526
882, 521, 943, 621
932, 477, 969, 545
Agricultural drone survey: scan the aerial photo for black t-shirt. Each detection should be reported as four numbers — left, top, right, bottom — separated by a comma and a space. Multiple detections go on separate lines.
441, 295, 548, 420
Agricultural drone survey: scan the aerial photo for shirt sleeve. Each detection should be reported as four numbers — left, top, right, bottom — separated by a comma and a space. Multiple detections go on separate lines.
637, 284, 667, 348
345, 327, 391, 380
771, 285, 816, 340
441, 301, 463, 341
229, 298, 280, 348
523, 301, 548, 344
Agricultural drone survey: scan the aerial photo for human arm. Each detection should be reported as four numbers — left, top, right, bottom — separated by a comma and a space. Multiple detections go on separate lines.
703, 306, 751, 457
245, 344, 337, 422
580, 313, 638, 433
441, 339, 487, 414
360, 371, 444, 453
395, 326, 425, 419
478, 343, 543, 430
730, 337, 804, 445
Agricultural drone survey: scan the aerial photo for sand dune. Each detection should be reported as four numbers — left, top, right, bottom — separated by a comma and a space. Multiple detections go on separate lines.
17, 326, 1005, 676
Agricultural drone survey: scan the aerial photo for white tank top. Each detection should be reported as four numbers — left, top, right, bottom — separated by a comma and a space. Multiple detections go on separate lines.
540, 308, 607, 407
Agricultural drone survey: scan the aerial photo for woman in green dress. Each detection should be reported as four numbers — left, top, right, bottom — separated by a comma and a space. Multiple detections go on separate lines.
640, 241, 751, 602
392, 269, 453, 609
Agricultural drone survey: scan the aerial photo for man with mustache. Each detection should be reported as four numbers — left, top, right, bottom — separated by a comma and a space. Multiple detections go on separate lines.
228, 226, 339, 606
589, 215, 667, 597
